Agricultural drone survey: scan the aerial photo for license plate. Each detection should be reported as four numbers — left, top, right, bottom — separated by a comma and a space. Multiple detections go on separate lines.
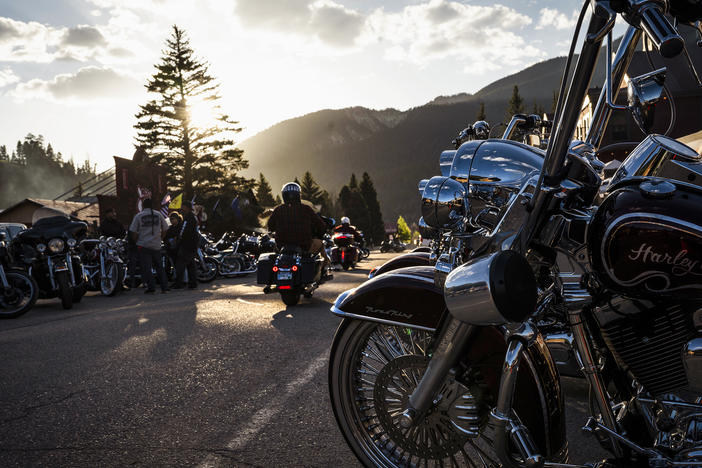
277, 271, 292, 280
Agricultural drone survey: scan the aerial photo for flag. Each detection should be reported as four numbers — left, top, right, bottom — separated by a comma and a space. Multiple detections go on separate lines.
160, 193, 171, 218
211, 198, 221, 219
231, 196, 243, 220
169, 193, 183, 210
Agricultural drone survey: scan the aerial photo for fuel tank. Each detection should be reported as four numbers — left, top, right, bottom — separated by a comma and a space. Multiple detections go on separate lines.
331, 266, 443, 331
589, 178, 702, 298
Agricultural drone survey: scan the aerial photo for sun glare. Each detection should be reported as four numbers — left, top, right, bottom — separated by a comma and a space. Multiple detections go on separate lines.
187, 98, 219, 132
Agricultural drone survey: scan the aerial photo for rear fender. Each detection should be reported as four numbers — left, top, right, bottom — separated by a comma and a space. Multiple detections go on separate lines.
331, 266, 444, 331
368, 251, 433, 279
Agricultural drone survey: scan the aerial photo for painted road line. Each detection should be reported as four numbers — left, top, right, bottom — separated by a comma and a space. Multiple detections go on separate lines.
197, 351, 328, 467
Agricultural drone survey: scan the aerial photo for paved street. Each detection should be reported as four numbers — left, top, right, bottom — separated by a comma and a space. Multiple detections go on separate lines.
0, 252, 605, 467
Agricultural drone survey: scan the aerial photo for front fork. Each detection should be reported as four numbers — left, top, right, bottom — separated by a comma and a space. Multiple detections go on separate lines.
0, 264, 9, 289
403, 317, 595, 468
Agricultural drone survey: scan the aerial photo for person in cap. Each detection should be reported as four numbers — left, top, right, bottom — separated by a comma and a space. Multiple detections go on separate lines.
268, 182, 332, 275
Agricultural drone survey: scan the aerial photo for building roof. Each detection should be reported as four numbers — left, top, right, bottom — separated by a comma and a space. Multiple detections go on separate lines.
0, 198, 100, 226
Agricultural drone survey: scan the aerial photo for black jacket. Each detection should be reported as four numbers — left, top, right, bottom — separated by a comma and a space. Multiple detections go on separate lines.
179, 212, 199, 253
100, 218, 125, 238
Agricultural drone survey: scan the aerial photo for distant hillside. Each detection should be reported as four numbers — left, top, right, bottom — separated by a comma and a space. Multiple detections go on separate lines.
241, 51, 613, 224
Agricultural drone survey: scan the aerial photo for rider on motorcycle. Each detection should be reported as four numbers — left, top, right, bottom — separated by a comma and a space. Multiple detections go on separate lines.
333, 217, 362, 243
267, 182, 332, 278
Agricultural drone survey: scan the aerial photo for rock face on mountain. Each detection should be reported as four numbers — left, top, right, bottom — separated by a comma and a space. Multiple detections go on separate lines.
241, 55, 578, 223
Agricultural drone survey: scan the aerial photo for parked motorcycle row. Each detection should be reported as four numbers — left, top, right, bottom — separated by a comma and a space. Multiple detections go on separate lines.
327, 1, 702, 467
0, 219, 279, 318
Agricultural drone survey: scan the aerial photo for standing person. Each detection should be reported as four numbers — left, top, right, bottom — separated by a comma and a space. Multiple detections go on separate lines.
173, 201, 198, 289
129, 198, 170, 294
164, 212, 182, 268
100, 208, 125, 238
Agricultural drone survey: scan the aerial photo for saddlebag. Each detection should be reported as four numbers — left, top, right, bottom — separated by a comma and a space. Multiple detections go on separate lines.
300, 256, 318, 284
256, 252, 277, 284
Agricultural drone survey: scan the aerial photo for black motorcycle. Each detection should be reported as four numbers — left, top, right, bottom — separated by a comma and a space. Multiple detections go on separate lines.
331, 232, 359, 270
258, 244, 328, 306
379, 237, 406, 253
12, 215, 87, 309
0, 231, 37, 318
81, 237, 125, 296
327, 1, 702, 466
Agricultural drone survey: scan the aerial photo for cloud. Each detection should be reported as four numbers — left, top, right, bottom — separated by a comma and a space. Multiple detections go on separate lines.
0, 67, 19, 87
62, 25, 107, 47
535, 8, 578, 30
0, 17, 116, 63
363, 0, 542, 68
12, 66, 141, 102
235, 0, 364, 47
0, 17, 62, 62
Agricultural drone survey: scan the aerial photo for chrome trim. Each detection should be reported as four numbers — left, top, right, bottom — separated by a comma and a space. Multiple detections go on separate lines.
568, 308, 622, 456
444, 253, 498, 325
329, 305, 436, 332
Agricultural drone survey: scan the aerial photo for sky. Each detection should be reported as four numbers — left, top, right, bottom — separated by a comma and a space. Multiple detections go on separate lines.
0, 0, 587, 170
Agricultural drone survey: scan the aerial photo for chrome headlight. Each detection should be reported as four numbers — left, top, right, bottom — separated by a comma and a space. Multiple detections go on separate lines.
36, 243, 47, 253
421, 176, 467, 229
67, 238, 76, 248
48, 238, 65, 253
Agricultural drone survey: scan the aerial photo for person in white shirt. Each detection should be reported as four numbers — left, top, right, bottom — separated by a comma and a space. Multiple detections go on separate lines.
129, 198, 170, 293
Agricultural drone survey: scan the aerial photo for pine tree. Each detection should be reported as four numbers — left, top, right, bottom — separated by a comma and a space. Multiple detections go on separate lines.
300, 171, 324, 206
274, 194, 282, 205
256, 173, 276, 208
0, 145, 7, 161
359, 172, 384, 245
134, 25, 249, 199
397, 216, 411, 243
348, 173, 358, 190
506, 85, 524, 120
476, 102, 486, 121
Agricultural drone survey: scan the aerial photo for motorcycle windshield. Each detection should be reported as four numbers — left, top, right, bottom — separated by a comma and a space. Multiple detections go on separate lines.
32, 208, 70, 225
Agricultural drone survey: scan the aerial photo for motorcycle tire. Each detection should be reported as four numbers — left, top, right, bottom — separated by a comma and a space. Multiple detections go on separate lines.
101, 262, 122, 296
220, 256, 243, 277
72, 281, 86, 303
196, 257, 218, 283
56, 271, 73, 310
281, 291, 300, 306
0, 270, 38, 319
329, 319, 569, 467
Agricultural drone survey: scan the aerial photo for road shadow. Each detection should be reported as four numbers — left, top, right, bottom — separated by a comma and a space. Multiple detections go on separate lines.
270, 296, 339, 338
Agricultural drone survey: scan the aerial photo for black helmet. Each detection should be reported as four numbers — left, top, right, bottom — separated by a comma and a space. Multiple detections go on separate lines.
282, 182, 301, 203
473, 120, 491, 139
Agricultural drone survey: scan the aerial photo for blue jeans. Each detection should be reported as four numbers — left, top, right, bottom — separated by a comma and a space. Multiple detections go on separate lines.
138, 246, 168, 291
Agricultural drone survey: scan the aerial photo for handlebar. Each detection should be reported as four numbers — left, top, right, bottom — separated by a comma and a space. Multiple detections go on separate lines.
636, 3, 684, 58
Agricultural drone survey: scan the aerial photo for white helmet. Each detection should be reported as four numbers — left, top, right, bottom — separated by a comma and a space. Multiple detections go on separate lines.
341, 216, 350, 225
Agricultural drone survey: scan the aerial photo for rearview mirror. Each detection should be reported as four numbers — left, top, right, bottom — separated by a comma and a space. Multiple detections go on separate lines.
627, 68, 666, 134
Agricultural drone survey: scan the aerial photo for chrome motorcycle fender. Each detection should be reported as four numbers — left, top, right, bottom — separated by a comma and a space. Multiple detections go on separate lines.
331, 266, 443, 331
368, 251, 433, 279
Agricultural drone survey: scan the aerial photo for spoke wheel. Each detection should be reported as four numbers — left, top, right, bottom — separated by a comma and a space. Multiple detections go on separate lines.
0, 270, 38, 318
329, 320, 501, 467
